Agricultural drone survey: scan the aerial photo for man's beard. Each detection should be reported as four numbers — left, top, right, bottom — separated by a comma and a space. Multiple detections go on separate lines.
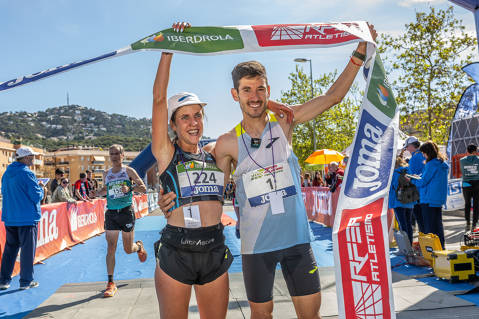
240, 99, 267, 119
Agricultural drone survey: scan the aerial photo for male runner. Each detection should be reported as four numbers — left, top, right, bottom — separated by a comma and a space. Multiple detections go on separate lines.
215, 25, 377, 319
96, 144, 147, 297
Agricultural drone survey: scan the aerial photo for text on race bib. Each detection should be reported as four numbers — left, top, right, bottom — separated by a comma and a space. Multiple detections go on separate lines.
242, 161, 297, 207
176, 160, 224, 198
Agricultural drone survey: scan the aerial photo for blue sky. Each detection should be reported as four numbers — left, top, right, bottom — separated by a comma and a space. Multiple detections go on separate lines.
0, 0, 476, 138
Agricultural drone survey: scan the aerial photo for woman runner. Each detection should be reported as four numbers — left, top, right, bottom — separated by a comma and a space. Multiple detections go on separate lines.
151, 22, 233, 319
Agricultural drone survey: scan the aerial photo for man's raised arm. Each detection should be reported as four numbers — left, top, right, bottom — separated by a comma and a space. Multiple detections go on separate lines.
291, 24, 377, 125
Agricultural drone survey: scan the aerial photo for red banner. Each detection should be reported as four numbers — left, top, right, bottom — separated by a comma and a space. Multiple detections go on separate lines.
0, 195, 148, 276
337, 199, 391, 318
302, 187, 340, 227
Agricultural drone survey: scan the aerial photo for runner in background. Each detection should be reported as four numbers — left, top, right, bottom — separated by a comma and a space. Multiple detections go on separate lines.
95, 144, 147, 297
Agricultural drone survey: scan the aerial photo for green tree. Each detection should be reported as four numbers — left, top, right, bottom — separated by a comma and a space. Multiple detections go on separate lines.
280, 65, 361, 166
379, 6, 476, 144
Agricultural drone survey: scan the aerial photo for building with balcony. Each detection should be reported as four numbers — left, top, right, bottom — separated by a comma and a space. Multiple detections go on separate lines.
43, 148, 141, 188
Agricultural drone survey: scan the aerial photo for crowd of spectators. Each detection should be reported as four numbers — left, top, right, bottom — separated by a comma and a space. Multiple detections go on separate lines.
389, 137, 449, 249
300, 161, 344, 193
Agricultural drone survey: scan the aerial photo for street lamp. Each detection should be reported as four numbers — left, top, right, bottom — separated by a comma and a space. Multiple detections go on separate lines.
294, 58, 316, 150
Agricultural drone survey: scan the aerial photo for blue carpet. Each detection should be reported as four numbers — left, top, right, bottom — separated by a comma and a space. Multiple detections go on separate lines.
390, 250, 479, 306
7, 213, 478, 318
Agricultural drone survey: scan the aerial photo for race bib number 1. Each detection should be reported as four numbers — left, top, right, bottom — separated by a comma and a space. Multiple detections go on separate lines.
183, 205, 201, 228
242, 161, 297, 207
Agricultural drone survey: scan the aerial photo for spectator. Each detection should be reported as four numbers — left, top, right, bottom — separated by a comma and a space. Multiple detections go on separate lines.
389, 156, 415, 244
74, 172, 91, 201
302, 173, 312, 187
49, 168, 64, 194
325, 162, 344, 193
86, 170, 98, 199
0, 146, 46, 290
404, 136, 426, 233
312, 171, 324, 187
411, 141, 449, 249
51, 178, 76, 203
460, 144, 479, 232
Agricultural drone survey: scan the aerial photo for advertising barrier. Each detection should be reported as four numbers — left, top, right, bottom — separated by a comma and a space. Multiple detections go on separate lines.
444, 178, 465, 211
0, 195, 148, 276
302, 186, 340, 227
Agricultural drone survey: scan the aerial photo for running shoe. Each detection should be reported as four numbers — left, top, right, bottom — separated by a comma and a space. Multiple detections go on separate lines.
136, 240, 147, 262
0, 283, 10, 290
20, 281, 39, 290
103, 282, 117, 298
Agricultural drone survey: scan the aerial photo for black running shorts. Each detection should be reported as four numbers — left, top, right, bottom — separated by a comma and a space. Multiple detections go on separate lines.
155, 223, 233, 285
242, 243, 321, 303
104, 205, 135, 232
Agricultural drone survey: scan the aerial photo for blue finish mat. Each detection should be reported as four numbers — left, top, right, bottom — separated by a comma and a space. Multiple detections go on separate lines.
3, 213, 478, 318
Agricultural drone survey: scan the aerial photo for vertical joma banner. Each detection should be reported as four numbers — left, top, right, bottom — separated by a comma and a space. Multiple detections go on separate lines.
333, 52, 398, 319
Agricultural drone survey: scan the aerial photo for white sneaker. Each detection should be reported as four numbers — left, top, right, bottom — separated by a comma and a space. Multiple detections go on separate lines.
0, 283, 10, 290
20, 281, 39, 290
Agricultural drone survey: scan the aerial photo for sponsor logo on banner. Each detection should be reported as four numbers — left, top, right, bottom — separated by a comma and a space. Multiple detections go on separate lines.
69, 205, 97, 232
37, 209, 59, 247
338, 199, 391, 318
367, 57, 397, 119
344, 110, 394, 198
131, 27, 244, 53
444, 178, 465, 211
252, 23, 359, 47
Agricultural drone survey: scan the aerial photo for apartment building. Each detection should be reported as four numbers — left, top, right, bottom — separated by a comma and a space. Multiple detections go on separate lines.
0, 141, 157, 194
43, 147, 142, 188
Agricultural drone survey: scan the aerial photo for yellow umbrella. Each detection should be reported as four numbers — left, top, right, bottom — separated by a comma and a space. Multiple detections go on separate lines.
305, 149, 345, 165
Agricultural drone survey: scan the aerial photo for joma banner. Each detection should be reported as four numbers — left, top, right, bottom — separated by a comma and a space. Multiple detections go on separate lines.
0, 22, 374, 91
333, 52, 398, 319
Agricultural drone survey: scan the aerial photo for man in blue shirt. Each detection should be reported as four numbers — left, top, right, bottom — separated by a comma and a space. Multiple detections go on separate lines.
404, 136, 426, 233
0, 146, 46, 290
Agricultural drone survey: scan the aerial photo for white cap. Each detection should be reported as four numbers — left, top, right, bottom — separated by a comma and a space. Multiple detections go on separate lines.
403, 136, 419, 148
16, 146, 38, 159
167, 92, 207, 124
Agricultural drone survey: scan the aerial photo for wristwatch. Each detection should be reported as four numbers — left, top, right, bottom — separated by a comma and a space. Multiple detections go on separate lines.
352, 50, 366, 62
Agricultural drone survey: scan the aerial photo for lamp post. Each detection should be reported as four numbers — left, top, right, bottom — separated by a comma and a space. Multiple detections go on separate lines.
294, 58, 316, 150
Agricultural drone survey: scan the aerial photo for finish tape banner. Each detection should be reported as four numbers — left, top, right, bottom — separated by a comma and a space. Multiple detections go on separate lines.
0, 22, 375, 91
333, 51, 398, 318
